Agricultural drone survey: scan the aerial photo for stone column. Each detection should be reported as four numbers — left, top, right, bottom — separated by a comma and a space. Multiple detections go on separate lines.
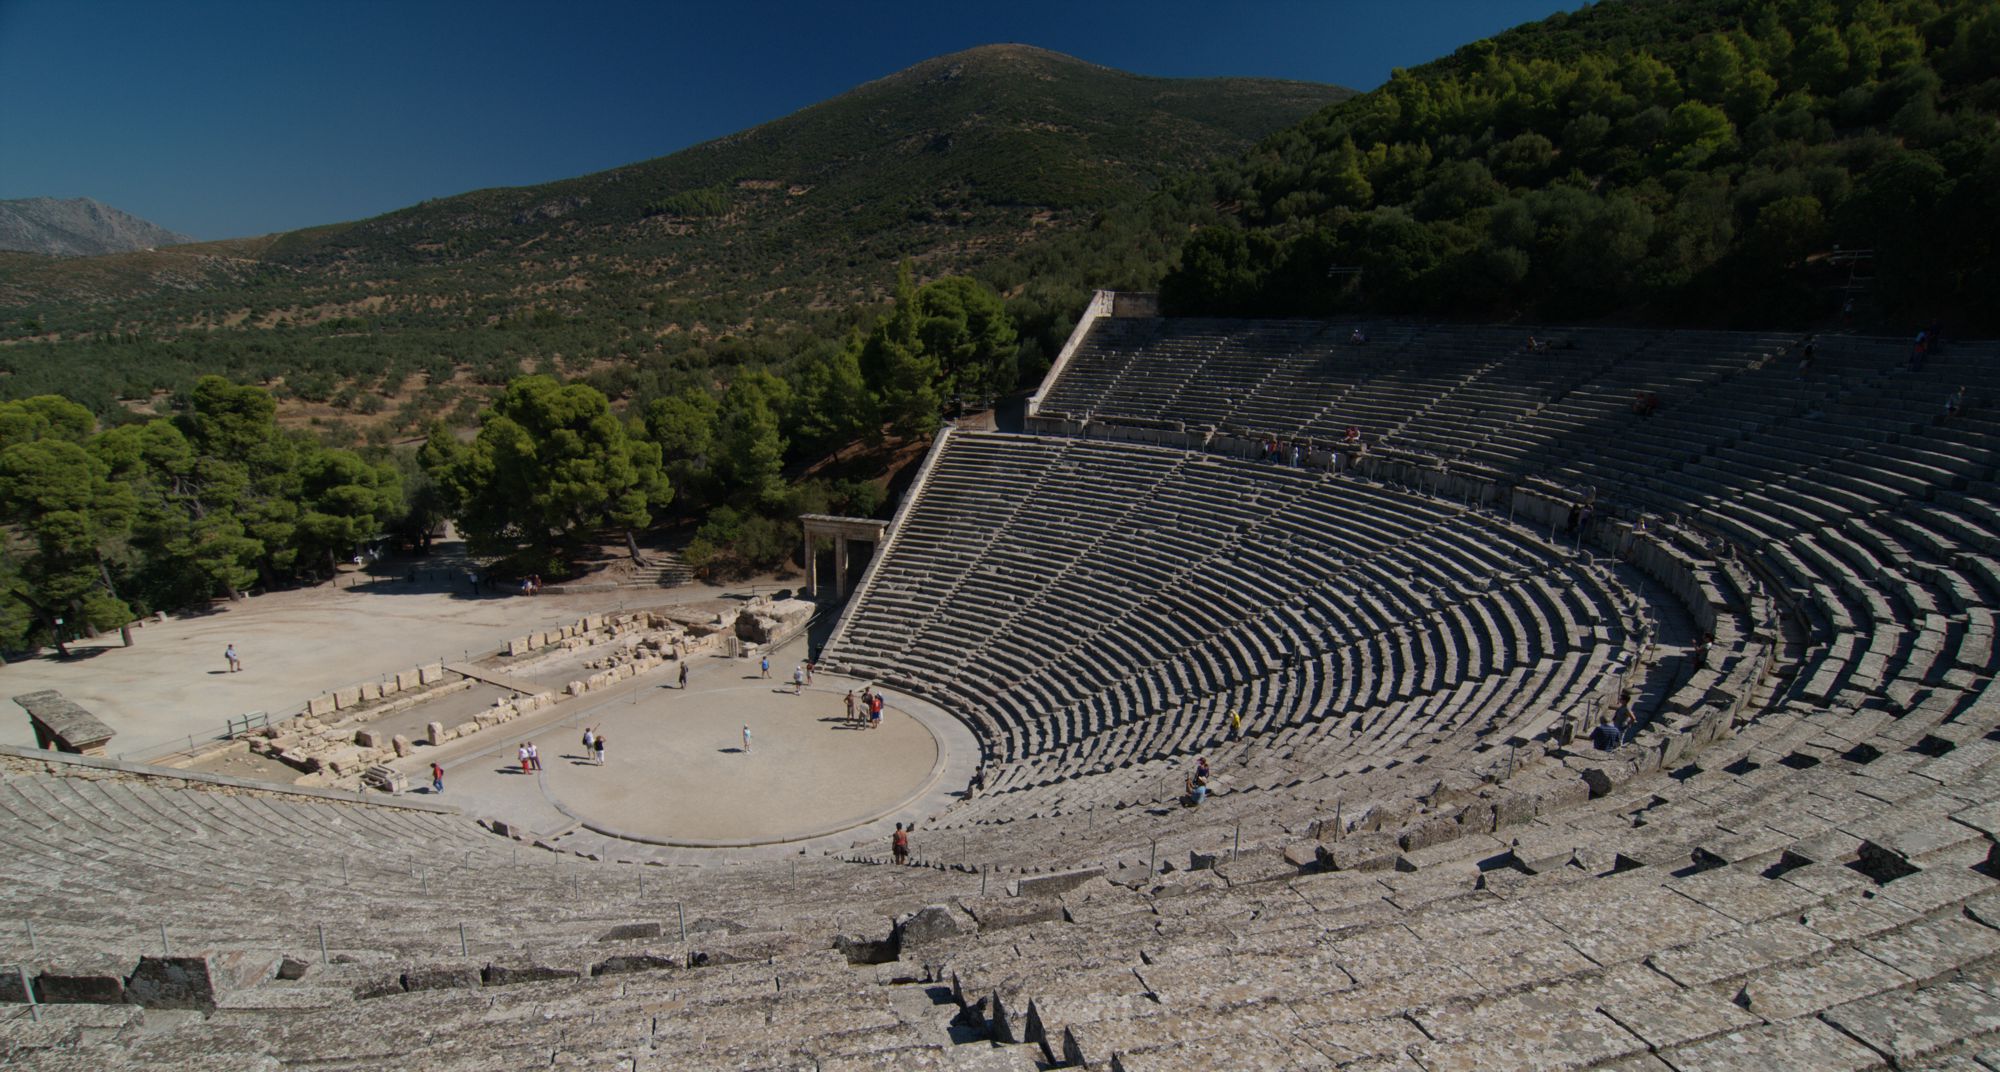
832, 532, 848, 600
834, 536, 850, 598
804, 528, 818, 597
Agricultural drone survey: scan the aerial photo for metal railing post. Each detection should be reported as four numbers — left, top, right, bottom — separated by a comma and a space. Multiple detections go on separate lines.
16, 965, 37, 1022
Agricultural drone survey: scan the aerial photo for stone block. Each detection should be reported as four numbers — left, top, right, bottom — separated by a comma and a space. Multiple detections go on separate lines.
419, 663, 444, 685
353, 729, 381, 748
597, 922, 662, 943
508, 638, 529, 657
1187, 850, 1220, 871
396, 669, 421, 692
379, 676, 401, 696
958, 896, 1061, 932
402, 965, 481, 993
36, 955, 136, 1004
358, 681, 381, 702
425, 722, 444, 747
333, 686, 362, 710
306, 695, 335, 718
1282, 843, 1321, 870
482, 962, 580, 987
567, 680, 585, 696
276, 958, 309, 982
452, 720, 479, 740
1014, 867, 1103, 899
894, 905, 965, 950
1320, 831, 1400, 872
127, 952, 273, 1010
1397, 814, 1461, 853
591, 953, 681, 977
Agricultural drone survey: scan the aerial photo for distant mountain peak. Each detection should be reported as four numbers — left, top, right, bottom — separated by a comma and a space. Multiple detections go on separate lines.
0, 197, 194, 257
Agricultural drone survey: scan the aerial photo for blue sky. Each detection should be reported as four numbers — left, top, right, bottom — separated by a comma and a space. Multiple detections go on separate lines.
0, 1, 1580, 240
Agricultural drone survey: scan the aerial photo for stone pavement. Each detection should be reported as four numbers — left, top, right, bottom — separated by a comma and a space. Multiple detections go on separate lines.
0, 540, 733, 759
425, 633, 977, 862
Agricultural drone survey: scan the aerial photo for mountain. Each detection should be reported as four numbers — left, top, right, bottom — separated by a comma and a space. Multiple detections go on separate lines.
0, 46, 1349, 415
0, 197, 193, 256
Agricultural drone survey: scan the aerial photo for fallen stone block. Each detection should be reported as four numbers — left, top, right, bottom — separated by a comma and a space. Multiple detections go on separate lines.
1282, 843, 1321, 870
354, 729, 383, 749
426, 721, 445, 747
392, 735, 412, 758
452, 720, 479, 739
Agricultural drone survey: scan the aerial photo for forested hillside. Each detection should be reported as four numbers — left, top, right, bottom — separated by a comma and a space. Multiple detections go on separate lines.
1158, 0, 2000, 329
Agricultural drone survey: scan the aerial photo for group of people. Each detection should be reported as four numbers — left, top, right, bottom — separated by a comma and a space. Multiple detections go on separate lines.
1255, 425, 1366, 474
515, 741, 544, 773
518, 574, 543, 596
844, 687, 886, 728
1184, 755, 1212, 806
580, 726, 607, 765
1590, 690, 1640, 750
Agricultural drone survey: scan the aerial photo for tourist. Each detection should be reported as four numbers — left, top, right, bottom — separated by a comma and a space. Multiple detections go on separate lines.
1343, 426, 1361, 445
892, 822, 910, 865
869, 692, 884, 729
742, 724, 752, 753
1291, 442, 1303, 468
1349, 327, 1367, 345
518, 743, 531, 775
1797, 342, 1815, 379
224, 643, 242, 673
678, 661, 689, 690
1590, 718, 1621, 751
527, 741, 541, 771
594, 732, 606, 766
1613, 702, 1637, 746
582, 726, 595, 757
430, 762, 444, 794
845, 690, 857, 726
793, 665, 805, 695
1228, 709, 1242, 741
1946, 386, 1965, 420
1196, 756, 1210, 781
760, 654, 770, 679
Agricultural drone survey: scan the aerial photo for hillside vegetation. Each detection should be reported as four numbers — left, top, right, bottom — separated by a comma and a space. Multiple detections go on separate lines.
1158, 0, 2000, 330
0, 46, 1346, 419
